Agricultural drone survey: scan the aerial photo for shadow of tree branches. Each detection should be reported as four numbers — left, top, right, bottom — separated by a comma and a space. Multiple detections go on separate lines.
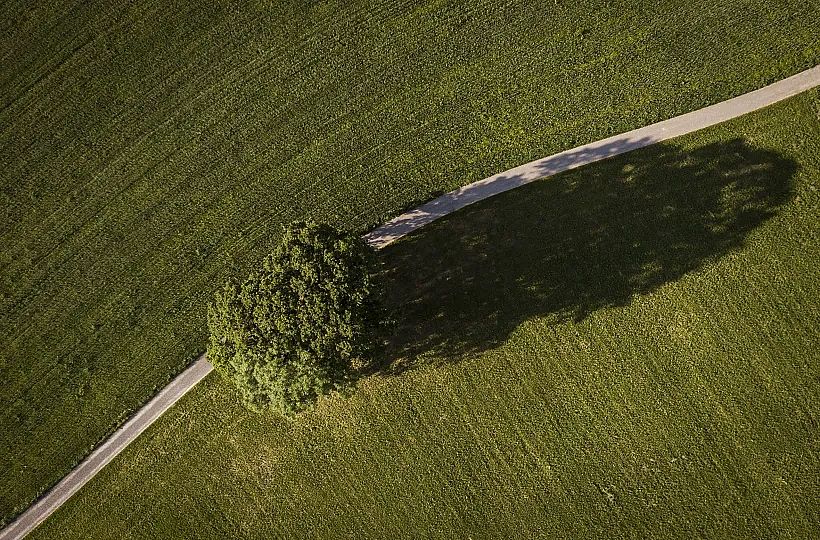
375, 138, 796, 374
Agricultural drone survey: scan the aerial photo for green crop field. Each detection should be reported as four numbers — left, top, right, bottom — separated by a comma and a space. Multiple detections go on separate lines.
2, 0, 819, 527
30, 90, 820, 539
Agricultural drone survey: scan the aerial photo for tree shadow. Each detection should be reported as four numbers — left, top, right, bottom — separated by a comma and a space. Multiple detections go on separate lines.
375, 138, 796, 374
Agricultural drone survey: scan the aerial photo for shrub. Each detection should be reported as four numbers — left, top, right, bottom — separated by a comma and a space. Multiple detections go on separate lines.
207, 221, 385, 415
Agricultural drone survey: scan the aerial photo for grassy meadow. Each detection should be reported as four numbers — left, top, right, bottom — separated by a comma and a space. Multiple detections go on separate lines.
2, 0, 819, 525
29, 89, 820, 538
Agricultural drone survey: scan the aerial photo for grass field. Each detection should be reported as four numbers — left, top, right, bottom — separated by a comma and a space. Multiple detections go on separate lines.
29, 89, 820, 538
2, 0, 819, 526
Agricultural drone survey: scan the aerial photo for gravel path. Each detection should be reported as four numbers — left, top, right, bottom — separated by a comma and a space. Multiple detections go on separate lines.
2, 64, 818, 540
365, 65, 820, 248
0, 359, 213, 540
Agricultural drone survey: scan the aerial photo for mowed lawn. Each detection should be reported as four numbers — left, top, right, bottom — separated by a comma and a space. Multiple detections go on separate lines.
1, 0, 819, 525
30, 90, 820, 539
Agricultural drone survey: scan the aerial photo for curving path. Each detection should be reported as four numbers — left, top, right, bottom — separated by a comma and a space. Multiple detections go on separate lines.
364, 65, 820, 248
2, 64, 819, 540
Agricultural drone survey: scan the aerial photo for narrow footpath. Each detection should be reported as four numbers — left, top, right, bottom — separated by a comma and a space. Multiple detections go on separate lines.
2, 64, 818, 540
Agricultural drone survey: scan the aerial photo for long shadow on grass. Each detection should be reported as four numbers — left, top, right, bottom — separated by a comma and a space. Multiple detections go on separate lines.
376, 138, 796, 373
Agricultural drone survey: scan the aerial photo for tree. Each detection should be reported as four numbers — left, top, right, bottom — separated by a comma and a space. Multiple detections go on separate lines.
207, 220, 385, 415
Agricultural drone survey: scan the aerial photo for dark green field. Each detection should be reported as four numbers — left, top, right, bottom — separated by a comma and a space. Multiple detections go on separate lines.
2, 0, 819, 526
31, 90, 820, 539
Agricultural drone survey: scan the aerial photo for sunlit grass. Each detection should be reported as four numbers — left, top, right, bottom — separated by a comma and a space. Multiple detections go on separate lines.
2, 0, 818, 523
30, 90, 820, 539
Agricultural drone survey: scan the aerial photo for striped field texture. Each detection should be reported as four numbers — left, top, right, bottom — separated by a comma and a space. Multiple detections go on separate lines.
2, 0, 819, 526
29, 89, 820, 539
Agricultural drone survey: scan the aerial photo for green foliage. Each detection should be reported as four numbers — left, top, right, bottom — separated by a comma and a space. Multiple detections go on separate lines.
208, 222, 384, 414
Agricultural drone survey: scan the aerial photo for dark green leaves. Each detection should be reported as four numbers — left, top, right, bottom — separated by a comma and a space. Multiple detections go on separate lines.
207, 221, 384, 415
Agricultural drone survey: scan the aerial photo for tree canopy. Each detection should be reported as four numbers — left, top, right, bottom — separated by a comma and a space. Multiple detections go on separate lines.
207, 221, 385, 415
